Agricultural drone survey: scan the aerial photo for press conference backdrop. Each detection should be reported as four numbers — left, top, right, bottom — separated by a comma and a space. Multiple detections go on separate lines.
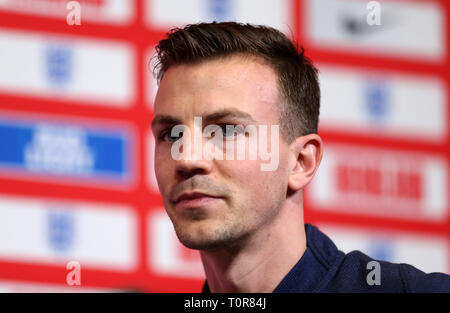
0, 0, 448, 292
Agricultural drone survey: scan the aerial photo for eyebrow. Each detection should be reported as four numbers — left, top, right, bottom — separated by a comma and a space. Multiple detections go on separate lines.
151, 108, 257, 130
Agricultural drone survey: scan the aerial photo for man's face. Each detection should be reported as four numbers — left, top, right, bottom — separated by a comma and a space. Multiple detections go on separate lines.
152, 55, 292, 251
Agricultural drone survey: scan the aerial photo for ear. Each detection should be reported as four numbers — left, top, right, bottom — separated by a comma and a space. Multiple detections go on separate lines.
288, 134, 323, 191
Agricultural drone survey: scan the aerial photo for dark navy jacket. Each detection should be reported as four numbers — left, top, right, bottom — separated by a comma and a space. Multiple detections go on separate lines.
202, 224, 450, 293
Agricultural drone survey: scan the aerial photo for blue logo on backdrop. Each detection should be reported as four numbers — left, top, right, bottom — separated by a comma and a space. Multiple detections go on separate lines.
364, 79, 390, 123
45, 44, 73, 86
47, 210, 75, 252
0, 118, 131, 186
24, 124, 94, 175
208, 0, 232, 21
368, 239, 394, 262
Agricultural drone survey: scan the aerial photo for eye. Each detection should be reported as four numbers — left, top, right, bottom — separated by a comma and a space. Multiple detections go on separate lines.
159, 127, 183, 143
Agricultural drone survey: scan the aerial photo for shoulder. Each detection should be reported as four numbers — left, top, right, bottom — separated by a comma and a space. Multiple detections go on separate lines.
304, 224, 450, 293
322, 249, 450, 293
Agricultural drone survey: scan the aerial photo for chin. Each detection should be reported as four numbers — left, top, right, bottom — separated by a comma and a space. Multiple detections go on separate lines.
178, 237, 219, 251
175, 233, 222, 251
173, 221, 239, 251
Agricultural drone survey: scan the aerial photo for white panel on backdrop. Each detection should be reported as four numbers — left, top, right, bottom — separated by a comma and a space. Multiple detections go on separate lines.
308, 144, 448, 221
318, 65, 447, 142
317, 224, 449, 274
306, 0, 445, 61
148, 209, 204, 279
0, 0, 133, 25
0, 195, 137, 271
0, 29, 135, 107
146, 0, 293, 34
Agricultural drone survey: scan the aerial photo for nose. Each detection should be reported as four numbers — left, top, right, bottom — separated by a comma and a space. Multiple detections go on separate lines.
174, 124, 213, 179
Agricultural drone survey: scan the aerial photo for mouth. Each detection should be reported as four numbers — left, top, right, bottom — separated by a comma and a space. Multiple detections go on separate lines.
174, 192, 222, 210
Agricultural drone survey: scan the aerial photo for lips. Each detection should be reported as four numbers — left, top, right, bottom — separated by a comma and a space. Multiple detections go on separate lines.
174, 192, 219, 204
173, 192, 222, 209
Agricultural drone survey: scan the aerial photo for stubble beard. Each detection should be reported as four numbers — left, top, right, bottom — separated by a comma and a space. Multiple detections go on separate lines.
170, 209, 249, 252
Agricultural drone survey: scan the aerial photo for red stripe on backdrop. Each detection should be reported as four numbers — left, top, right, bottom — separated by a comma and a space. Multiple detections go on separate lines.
0, 12, 149, 42
0, 260, 143, 291
303, 198, 449, 238
0, 95, 142, 121
319, 128, 450, 155
290, 0, 301, 44
0, 260, 203, 292
0, 0, 165, 43
294, 0, 303, 45
309, 50, 448, 79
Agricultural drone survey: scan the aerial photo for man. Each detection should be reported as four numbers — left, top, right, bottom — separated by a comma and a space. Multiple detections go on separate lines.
151, 22, 450, 292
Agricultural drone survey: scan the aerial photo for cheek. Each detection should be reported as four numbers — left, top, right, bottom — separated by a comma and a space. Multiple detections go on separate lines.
223, 159, 259, 182
224, 159, 285, 202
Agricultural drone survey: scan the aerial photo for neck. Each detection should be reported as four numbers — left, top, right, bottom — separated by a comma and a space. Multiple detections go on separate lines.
200, 192, 306, 293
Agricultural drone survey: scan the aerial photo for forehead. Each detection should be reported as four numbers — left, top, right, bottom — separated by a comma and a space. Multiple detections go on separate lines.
153, 55, 280, 125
